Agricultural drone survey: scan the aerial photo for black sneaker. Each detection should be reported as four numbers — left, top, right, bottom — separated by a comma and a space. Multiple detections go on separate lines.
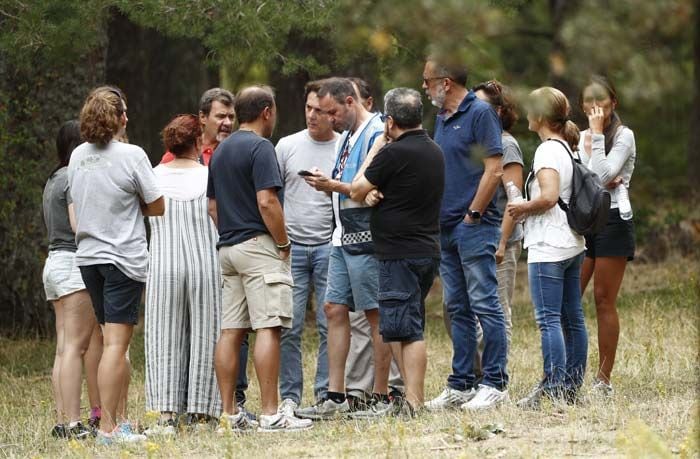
50, 424, 66, 439
390, 396, 416, 419
66, 422, 92, 440
346, 394, 370, 412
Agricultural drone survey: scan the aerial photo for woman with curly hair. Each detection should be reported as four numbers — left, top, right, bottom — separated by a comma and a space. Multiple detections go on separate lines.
144, 114, 222, 435
68, 86, 163, 444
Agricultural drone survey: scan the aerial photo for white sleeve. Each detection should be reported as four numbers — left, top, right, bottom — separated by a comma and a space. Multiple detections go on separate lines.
588, 128, 635, 185
533, 142, 562, 174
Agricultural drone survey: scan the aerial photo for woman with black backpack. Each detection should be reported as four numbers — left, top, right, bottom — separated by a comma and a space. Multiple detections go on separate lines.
578, 75, 636, 397
507, 87, 588, 409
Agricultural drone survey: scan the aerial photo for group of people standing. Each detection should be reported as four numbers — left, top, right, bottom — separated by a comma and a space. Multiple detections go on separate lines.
41, 56, 636, 444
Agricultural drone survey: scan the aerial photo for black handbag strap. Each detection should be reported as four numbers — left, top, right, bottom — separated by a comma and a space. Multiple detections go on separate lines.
525, 139, 579, 211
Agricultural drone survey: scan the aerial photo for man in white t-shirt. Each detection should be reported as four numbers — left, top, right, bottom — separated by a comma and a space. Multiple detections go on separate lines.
275, 81, 338, 416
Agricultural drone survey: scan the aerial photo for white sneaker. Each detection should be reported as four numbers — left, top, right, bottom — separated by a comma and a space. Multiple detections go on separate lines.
258, 413, 313, 432
278, 398, 298, 418
216, 412, 259, 434
143, 420, 176, 437
462, 384, 509, 411
591, 379, 614, 397
425, 387, 476, 411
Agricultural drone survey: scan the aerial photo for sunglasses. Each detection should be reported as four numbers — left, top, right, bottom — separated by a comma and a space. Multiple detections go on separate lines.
422, 76, 449, 85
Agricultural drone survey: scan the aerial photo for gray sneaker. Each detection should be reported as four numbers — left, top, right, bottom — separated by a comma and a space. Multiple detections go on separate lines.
591, 379, 614, 397
216, 412, 259, 434
426, 387, 476, 411
294, 399, 350, 420
516, 383, 545, 410
349, 394, 392, 419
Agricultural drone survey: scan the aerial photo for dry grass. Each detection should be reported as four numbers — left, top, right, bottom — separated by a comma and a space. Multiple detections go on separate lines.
0, 257, 698, 458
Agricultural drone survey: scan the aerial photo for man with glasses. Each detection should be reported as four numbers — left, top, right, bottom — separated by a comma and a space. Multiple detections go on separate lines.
421, 59, 509, 411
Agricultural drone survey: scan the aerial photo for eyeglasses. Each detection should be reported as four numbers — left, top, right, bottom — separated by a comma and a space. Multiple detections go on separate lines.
422, 76, 449, 85
380, 113, 391, 122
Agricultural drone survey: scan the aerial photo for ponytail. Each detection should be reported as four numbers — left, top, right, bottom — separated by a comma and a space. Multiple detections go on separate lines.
563, 120, 580, 152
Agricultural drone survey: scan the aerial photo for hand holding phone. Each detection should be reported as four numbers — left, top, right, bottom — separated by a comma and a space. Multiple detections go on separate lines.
298, 170, 315, 177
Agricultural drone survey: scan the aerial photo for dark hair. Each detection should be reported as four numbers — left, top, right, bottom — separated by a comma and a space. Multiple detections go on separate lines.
427, 56, 468, 87
80, 86, 126, 145
234, 85, 275, 124
472, 80, 519, 131
52, 120, 81, 175
528, 87, 580, 151
317, 77, 356, 104
304, 80, 322, 103
579, 75, 622, 155
384, 88, 422, 129
348, 77, 372, 101
199, 88, 235, 116
162, 114, 202, 157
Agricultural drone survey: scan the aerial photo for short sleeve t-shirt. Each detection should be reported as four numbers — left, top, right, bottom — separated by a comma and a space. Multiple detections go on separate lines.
494, 132, 525, 243
364, 130, 445, 260
524, 140, 585, 263
68, 140, 162, 282
43, 167, 77, 252
434, 91, 503, 228
276, 129, 337, 245
207, 130, 283, 247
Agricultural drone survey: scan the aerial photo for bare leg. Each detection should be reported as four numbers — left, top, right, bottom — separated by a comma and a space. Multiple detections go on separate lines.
580, 257, 595, 294
215, 329, 247, 415
52, 300, 65, 424
325, 303, 351, 393
59, 291, 95, 423
364, 309, 391, 395
98, 323, 133, 433
389, 342, 405, 380
401, 341, 427, 408
84, 323, 102, 414
116, 351, 131, 423
592, 257, 628, 384
253, 327, 282, 415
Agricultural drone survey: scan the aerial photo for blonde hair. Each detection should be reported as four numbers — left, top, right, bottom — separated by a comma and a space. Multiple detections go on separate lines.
528, 87, 579, 151
80, 86, 125, 145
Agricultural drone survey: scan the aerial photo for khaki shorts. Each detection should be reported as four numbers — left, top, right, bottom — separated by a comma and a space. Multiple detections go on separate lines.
219, 234, 293, 330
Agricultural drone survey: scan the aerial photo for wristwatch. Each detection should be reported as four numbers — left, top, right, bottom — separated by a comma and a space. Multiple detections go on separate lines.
467, 209, 482, 223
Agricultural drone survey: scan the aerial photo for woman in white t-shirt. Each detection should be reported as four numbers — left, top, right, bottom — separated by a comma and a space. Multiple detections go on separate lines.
507, 87, 588, 409
577, 75, 636, 396
144, 115, 222, 435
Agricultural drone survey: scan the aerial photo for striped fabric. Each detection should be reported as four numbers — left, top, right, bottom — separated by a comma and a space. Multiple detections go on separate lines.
145, 195, 222, 416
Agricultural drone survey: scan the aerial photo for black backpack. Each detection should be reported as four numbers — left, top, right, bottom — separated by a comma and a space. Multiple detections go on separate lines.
526, 139, 610, 236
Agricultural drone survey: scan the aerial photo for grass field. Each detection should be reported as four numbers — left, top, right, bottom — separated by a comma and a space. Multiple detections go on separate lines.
0, 256, 698, 458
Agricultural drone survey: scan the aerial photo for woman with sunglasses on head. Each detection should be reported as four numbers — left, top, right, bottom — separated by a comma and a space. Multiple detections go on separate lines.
144, 115, 222, 435
472, 80, 524, 355
507, 87, 587, 409
68, 86, 164, 444
578, 75, 636, 396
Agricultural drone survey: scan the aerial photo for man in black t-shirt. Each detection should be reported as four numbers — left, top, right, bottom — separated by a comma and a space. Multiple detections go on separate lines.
207, 85, 312, 432
350, 87, 445, 413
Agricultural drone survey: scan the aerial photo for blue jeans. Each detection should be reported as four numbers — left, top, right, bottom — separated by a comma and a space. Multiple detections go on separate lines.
280, 242, 330, 404
440, 222, 509, 391
236, 339, 248, 406
528, 252, 588, 392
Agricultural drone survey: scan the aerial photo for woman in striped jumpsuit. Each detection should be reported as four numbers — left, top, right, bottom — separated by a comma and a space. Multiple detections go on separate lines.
145, 114, 221, 433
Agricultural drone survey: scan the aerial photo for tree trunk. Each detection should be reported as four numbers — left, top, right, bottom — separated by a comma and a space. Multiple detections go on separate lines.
689, 0, 700, 194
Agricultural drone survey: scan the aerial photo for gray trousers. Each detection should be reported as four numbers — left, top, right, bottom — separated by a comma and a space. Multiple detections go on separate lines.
345, 311, 404, 398
443, 241, 521, 377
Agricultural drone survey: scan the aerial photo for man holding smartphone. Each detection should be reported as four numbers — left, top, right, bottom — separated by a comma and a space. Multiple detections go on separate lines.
274, 80, 338, 416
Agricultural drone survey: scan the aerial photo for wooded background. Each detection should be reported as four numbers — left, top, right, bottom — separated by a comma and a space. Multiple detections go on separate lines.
1, 0, 696, 335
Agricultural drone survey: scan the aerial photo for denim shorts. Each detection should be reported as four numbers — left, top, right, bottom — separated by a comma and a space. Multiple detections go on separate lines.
378, 257, 439, 343
324, 246, 378, 312
43, 250, 86, 301
79, 264, 144, 325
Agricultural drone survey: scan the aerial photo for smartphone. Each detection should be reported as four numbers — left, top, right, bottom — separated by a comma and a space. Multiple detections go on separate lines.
298, 170, 315, 177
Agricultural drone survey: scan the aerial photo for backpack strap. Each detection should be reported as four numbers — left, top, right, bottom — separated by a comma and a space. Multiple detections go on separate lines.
546, 138, 580, 212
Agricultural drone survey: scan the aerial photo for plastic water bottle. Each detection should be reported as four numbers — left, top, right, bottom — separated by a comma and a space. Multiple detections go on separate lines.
505, 181, 525, 223
616, 184, 633, 220
505, 181, 524, 204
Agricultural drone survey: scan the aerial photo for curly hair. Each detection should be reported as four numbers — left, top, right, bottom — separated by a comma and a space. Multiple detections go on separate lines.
80, 86, 125, 145
472, 80, 519, 131
162, 114, 202, 156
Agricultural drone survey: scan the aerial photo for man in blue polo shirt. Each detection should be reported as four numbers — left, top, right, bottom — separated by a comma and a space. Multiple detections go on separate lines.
422, 58, 509, 411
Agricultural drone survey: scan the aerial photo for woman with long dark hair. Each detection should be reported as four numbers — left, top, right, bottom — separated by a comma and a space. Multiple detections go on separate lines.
43, 120, 99, 439
508, 87, 588, 408
578, 75, 636, 396
68, 87, 164, 444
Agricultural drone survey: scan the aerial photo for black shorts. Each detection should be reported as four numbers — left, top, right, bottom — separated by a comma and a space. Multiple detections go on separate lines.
585, 208, 636, 261
79, 264, 143, 325
377, 257, 439, 343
